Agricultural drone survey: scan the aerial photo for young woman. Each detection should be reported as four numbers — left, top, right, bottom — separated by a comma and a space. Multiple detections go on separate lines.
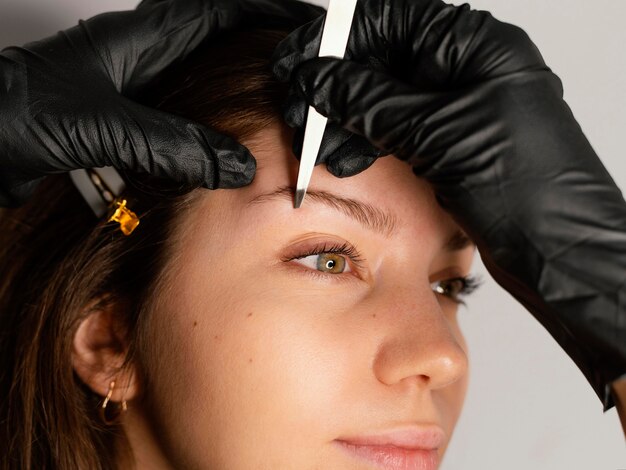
0, 28, 479, 469
2, 0, 624, 468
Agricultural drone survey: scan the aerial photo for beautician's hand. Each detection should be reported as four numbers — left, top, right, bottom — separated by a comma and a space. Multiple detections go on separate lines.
0, 0, 324, 207
272, 0, 626, 412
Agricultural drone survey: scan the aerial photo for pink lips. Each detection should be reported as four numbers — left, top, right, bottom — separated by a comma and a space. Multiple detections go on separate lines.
334, 426, 445, 470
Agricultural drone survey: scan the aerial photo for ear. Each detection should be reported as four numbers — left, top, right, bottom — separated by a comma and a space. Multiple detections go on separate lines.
72, 298, 140, 402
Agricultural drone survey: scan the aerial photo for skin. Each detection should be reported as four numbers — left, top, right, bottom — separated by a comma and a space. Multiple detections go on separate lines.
73, 123, 476, 469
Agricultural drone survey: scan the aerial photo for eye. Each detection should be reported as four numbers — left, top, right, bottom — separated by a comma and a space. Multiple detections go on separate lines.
431, 275, 482, 305
293, 252, 351, 274
284, 241, 365, 277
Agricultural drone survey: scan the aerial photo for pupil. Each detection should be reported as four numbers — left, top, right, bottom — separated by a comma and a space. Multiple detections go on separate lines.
317, 253, 345, 273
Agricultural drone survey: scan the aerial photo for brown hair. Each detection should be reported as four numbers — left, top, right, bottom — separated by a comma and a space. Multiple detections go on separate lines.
0, 28, 289, 469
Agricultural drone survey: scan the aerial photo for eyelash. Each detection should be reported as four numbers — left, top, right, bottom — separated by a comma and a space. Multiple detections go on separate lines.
284, 241, 483, 303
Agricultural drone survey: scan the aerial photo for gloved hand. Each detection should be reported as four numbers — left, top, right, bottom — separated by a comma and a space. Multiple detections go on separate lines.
272, 0, 626, 411
0, 0, 324, 207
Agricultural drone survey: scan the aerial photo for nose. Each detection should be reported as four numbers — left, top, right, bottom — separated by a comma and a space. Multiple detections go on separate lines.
371, 284, 468, 391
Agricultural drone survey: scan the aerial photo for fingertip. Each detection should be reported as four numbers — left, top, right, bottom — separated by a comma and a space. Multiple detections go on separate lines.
327, 154, 378, 178
326, 135, 381, 178
213, 144, 257, 189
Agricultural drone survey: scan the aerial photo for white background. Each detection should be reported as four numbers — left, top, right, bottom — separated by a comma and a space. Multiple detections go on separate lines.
1, 1, 624, 468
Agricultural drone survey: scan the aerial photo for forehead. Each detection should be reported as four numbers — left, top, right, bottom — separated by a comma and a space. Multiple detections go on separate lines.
239, 124, 460, 235
188, 123, 472, 257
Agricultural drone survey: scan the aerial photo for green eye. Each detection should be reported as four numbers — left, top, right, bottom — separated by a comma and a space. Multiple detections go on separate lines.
294, 252, 350, 274
286, 241, 364, 279
316, 253, 347, 273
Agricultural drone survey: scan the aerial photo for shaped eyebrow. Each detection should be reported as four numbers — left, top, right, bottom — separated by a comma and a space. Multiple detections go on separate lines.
247, 185, 474, 251
248, 185, 398, 237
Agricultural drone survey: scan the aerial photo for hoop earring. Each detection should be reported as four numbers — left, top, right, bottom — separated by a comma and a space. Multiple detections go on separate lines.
99, 379, 128, 425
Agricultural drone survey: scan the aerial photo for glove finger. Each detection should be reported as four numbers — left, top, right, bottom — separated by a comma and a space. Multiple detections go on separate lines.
292, 57, 444, 158
272, 0, 393, 82
324, 133, 382, 178
272, 0, 433, 83
273, 0, 548, 88
290, 118, 382, 178
282, 73, 384, 177
290, 125, 345, 164
292, 55, 512, 175
94, 98, 256, 190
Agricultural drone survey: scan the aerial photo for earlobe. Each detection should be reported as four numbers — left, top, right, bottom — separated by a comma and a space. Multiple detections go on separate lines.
71, 301, 140, 402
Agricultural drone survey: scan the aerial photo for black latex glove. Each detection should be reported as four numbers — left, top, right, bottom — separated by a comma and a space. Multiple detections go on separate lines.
0, 0, 324, 207
272, 0, 626, 411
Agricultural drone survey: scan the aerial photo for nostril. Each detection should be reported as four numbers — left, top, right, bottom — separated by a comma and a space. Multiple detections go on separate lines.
372, 326, 469, 390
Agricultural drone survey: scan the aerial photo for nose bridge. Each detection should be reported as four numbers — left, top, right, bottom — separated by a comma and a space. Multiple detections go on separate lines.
371, 283, 468, 391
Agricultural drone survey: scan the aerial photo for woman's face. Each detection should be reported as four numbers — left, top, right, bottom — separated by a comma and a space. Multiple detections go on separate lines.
130, 124, 476, 469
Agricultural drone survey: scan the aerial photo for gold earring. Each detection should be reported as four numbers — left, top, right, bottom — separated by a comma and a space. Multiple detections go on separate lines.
99, 379, 128, 425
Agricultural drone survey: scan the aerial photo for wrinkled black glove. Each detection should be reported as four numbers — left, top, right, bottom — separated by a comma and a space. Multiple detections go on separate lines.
0, 0, 324, 207
272, 0, 626, 411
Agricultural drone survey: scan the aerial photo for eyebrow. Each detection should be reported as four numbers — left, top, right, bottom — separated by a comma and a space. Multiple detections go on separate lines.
247, 185, 474, 251
248, 185, 398, 237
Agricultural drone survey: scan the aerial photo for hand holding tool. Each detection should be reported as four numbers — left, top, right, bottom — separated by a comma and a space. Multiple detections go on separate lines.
273, 0, 626, 411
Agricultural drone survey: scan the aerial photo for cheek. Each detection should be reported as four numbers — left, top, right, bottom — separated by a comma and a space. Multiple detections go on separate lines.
137, 252, 360, 467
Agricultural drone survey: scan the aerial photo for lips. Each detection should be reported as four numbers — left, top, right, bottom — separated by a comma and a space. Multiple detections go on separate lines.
334, 425, 445, 470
